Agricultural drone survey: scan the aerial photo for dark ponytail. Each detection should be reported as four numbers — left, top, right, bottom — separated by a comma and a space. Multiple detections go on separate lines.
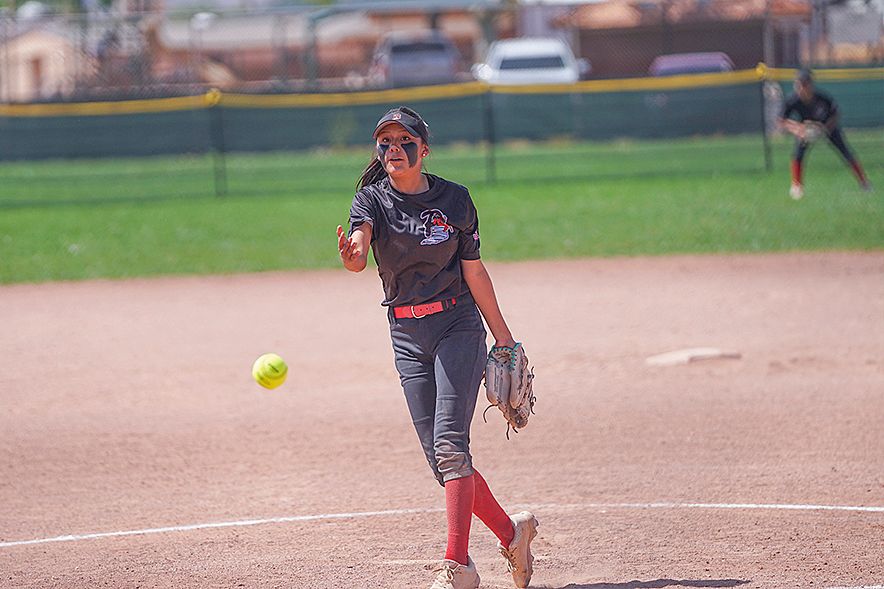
357, 156, 387, 190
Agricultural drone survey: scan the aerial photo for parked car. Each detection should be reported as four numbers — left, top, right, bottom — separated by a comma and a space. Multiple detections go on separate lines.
648, 52, 735, 76
471, 37, 590, 85
369, 30, 462, 88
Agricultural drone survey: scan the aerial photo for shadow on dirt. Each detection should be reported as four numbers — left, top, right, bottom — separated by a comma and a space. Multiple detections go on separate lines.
553, 579, 751, 589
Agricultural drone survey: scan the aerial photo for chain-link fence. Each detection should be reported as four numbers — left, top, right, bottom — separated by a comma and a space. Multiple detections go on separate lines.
1, 67, 881, 206
0, 4, 503, 102
2, 0, 882, 104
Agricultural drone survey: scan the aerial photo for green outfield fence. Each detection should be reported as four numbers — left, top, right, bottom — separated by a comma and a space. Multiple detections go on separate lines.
0, 65, 881, 206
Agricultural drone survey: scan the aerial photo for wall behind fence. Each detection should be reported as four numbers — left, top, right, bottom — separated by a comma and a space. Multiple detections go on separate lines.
491, 72, 767, 142
2, 67, 881, 163
0, 103, 214, 160
218, 90, 488, 153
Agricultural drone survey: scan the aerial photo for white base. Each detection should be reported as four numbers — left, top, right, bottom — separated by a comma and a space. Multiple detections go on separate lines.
645, 347, 742, 367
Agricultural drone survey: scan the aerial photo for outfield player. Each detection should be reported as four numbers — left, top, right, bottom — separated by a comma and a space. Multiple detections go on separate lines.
779, 68, 871, 200
335, 106, 538, 589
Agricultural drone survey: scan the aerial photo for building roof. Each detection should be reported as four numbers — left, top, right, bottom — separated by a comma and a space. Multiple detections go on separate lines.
156, 7, 480, 51
160, 13, 309, 50
0, 19, 81, 46
562, 0, 811, 29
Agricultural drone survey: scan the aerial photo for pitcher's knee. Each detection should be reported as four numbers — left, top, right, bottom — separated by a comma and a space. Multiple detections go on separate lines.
435, 444, 473, 483
424, 456, 446, 487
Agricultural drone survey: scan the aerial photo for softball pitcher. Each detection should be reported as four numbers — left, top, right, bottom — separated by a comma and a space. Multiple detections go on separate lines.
335, 106, 538, 589
779, 69, 871, 200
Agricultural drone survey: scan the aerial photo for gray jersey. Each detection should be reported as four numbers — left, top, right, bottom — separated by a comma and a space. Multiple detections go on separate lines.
348, 174, 481, 307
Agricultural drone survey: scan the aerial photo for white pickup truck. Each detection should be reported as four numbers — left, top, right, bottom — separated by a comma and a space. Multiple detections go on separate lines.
471, 37, 590, 85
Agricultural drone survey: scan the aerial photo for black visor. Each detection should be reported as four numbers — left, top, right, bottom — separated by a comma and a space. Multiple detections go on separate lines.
373, 107, 430, 142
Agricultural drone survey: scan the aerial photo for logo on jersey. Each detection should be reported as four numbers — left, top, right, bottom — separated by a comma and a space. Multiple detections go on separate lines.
419, 209, 454, 245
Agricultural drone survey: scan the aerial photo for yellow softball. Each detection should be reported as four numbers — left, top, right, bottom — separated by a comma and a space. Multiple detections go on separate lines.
252, 353, 288, 390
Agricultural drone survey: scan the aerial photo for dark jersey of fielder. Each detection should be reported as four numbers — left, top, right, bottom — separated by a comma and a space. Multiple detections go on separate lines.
348, 174, 481, 308
781, 91, 838, 124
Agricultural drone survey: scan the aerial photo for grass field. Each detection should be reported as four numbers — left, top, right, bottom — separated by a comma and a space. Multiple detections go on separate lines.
0, 132, 881, 284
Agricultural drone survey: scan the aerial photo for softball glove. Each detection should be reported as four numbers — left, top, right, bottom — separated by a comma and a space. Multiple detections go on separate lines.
803, 121, 826, 143
483, 342, 535, 438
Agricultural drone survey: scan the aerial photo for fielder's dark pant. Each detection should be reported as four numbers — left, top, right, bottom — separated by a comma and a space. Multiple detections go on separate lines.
388, 292, 487, 486
793, 127, 857, 164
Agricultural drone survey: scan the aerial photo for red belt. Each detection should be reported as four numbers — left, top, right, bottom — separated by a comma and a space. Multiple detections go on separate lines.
393, 298, 457, 319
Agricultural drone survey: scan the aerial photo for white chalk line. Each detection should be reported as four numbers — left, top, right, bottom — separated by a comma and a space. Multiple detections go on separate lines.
532, 501, 884, 513
0, 507, 444, 549
2, 501, 883, 549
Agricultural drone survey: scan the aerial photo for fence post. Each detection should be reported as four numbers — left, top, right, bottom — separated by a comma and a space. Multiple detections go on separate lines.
482, 87, 497, 184
206, 89, 228, 197
756, 63, 773, 173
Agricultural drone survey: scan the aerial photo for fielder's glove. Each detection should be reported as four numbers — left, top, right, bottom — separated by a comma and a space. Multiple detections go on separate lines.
803, 121, 826, 143
483, 342, 535, 438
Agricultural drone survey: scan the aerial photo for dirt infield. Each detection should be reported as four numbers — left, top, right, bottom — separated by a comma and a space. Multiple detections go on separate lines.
2, 252, 883, 589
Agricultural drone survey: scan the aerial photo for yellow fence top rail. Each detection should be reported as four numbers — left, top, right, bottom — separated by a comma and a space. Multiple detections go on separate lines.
765, 66, 884, 82
0, 66, 880, 117
0, 94, 211, 117
221, 81, 486, 108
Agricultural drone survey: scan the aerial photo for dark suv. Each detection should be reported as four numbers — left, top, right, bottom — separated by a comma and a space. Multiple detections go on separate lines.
369, 30, 462, 88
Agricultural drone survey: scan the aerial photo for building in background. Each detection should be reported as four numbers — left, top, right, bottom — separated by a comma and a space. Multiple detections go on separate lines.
824, 0, 884, 63
550, 0, 815, 78
0, 0, 881, 102
139, 7, 488, 93
0, 22, 96, 102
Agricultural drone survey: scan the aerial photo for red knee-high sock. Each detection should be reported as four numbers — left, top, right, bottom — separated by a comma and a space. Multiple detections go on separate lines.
791, 160, 803, 185
472, 469, 515, 548
444, 475, 474, 566
850, 161, 868, 185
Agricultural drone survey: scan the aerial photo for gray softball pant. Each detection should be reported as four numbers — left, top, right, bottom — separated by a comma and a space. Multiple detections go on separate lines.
388, 292, 487, 486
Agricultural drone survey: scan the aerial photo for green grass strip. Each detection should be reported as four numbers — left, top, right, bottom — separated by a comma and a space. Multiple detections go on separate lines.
0, 133, 881, 284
